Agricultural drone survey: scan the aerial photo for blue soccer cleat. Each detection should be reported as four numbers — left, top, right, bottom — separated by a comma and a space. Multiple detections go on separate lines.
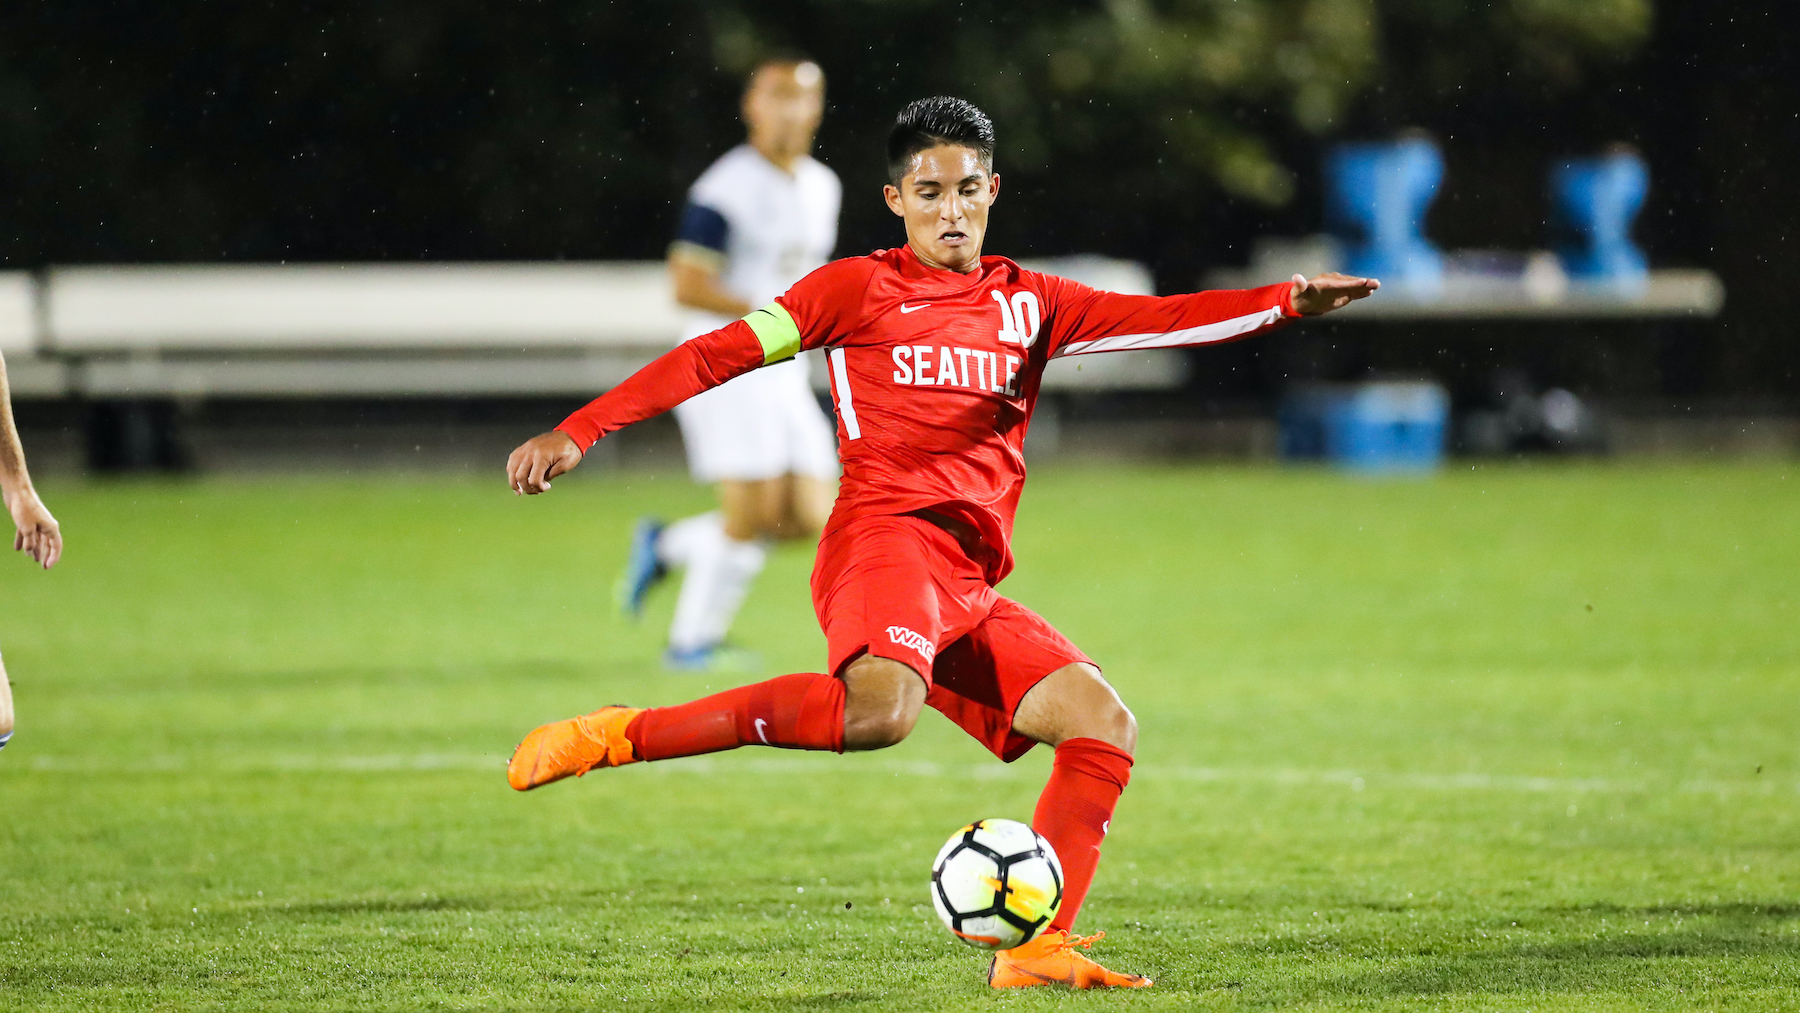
615, 517, 668, 620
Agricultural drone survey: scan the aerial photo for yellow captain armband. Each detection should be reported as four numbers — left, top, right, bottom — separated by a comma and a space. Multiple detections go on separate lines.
743, 302, 802, 365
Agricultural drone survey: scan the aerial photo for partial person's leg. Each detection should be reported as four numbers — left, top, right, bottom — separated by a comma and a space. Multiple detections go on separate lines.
0, 651, 14, 750
838, 655, 927, 750
979, 663, 1147, 989
657, 381, 774, 657
513, 515, 954, 791
663, 483, 769, 655
760, 473, 835, 542
926, 601, 1148, 989
656, 510, 722, 572
507, 654, 926, 790
718, 477, 782, 541
924, 607, 1139, 936
631, 653, 924, 758
1011, 664, 1137, 934
661, 358, 838, 653
722, 471, 837, 543
662, 471, 826, 657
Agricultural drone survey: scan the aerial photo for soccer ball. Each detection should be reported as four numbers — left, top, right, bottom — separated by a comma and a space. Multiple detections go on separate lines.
929, 818, 1063, 950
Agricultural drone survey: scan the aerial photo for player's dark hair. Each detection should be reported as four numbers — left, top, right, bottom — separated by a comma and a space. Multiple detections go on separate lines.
886, 96, 995, 185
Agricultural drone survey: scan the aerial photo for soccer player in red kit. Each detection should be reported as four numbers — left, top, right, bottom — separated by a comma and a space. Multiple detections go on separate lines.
505, 96, 1377, 989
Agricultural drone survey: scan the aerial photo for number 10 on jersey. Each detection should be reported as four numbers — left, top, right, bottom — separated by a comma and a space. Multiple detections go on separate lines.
992, 290, 1041, 349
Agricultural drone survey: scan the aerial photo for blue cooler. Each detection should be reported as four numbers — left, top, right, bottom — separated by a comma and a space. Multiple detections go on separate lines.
1281, 382, 1449, 473
1322, 382, 1449, 473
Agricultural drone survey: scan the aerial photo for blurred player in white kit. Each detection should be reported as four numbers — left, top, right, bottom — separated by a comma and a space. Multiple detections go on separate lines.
0, 350, 64, 753
616, 58, 841, 671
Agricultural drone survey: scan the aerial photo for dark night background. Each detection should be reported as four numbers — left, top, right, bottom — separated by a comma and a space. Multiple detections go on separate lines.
1, 0, 1793, 407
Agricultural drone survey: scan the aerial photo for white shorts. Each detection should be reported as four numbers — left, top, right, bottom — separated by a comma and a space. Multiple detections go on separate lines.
672, 355, 840, 483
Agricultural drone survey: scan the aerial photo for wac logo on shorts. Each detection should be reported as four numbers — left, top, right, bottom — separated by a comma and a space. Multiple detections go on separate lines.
886, 625, 935, 662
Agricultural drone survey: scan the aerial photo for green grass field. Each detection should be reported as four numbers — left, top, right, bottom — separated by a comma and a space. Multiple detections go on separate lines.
2, 461, 1797, 1011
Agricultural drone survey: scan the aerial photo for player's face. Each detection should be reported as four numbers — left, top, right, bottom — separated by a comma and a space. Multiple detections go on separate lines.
743, 62, 825, 160
883, 145, 1000, 274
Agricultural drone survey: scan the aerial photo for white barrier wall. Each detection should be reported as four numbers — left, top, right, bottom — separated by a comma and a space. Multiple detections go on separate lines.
0, 273, 35, 354
47, 262, 683, 351
5, 257, 1187, 397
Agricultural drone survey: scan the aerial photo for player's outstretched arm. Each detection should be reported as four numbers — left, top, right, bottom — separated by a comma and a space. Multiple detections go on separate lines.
506, 259, 868, 497
507, 430, 584, 496
506, 317, 770, 496
1289, 272, 1380, 316
0, 352, 60, 569
1039, 267, 1380, 360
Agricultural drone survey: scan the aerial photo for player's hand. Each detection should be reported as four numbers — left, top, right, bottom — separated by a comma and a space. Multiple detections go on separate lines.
1290, 272, 1380, 316
5, 487, 61, 570
506, 431, 584, 496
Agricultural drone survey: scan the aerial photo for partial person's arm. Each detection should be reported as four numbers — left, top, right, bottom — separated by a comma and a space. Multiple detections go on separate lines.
506, 258, 872, 495
670, 254, 753, 319
668, 201, 752, 318
0, 352, 61, 569
506, 317, 771, 494
1043, 273, 1377, 358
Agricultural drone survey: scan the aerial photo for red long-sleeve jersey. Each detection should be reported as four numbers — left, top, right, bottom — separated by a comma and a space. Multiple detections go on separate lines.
559, 245, 1298, 583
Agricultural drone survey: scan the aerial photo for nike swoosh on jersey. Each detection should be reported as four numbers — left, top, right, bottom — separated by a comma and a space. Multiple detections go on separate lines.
899, 302, 931, 313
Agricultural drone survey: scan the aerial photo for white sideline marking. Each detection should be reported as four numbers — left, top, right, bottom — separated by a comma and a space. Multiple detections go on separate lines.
26, 752, 500, 773
17, 753, 1795, 797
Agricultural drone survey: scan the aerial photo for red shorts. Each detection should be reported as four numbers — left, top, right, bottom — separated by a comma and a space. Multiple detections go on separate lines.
810, 514, 1094, 762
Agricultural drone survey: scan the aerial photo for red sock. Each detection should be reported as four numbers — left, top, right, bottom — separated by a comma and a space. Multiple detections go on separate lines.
1032, 737, 1133, 933
625, 672, 845, 761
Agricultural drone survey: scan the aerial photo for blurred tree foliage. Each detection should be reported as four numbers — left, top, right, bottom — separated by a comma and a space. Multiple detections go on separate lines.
0, 0, 1650, 267
727, 0, 1652, 207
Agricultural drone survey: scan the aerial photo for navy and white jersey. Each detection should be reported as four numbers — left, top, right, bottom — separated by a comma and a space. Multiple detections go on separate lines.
671, 144, 841, 343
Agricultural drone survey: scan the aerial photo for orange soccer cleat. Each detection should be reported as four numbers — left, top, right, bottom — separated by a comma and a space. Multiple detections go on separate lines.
507, 705, 644, 791
988, 930, 1152, 990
